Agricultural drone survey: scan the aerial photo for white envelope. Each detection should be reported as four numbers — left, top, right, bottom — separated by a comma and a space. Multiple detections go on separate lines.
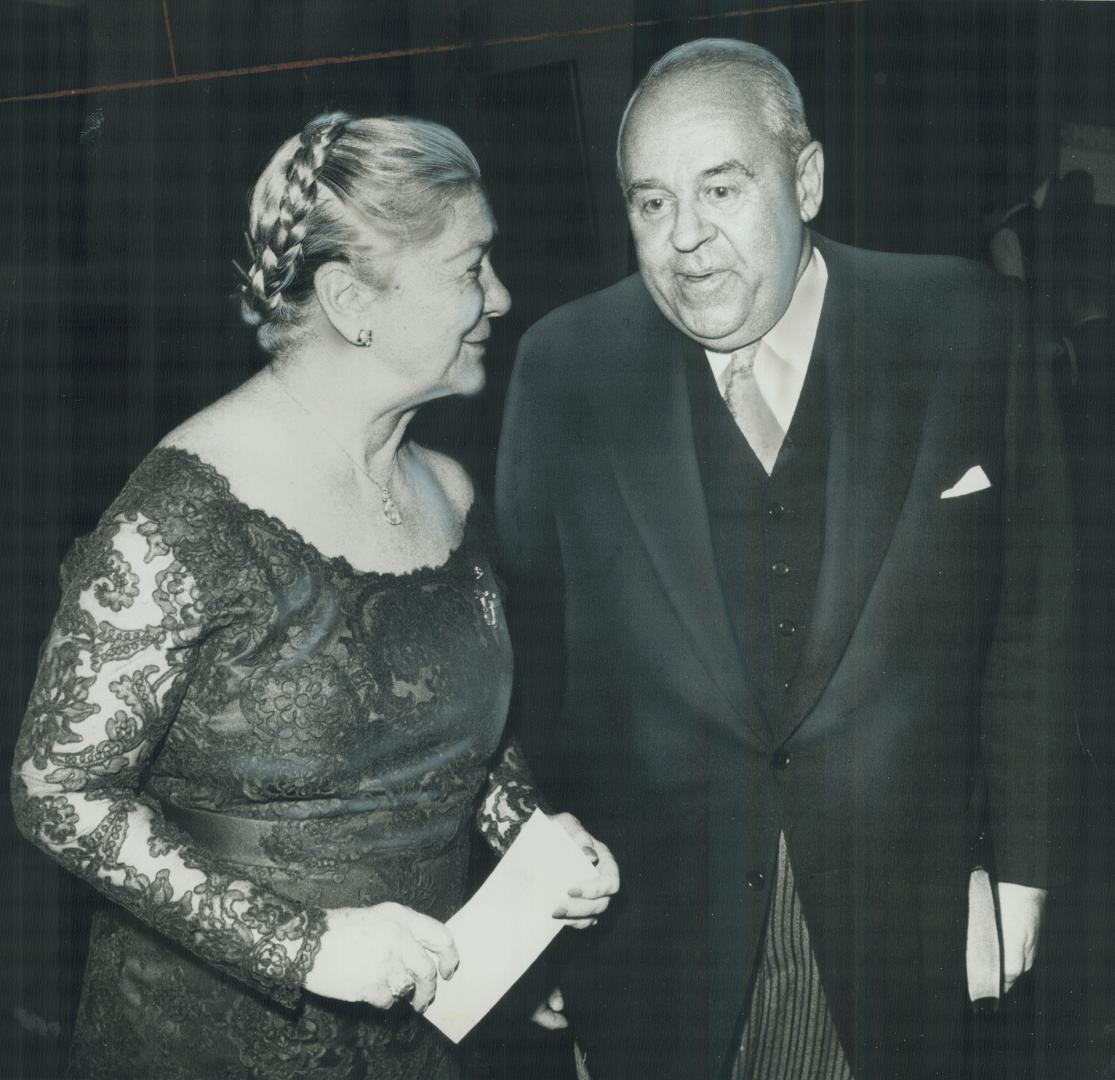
424, 810, 596, 1043
940, 465, 992, 499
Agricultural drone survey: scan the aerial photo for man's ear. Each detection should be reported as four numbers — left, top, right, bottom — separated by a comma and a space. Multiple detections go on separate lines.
314, 262, 373, 345
796, 141, 825, 223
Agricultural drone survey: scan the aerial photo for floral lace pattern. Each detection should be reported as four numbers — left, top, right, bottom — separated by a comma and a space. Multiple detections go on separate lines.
478, 741, 550, 854
11, 447, 535, 1079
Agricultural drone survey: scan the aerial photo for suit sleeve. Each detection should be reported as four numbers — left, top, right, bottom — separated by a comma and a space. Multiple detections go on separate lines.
979, 281, 1083, 889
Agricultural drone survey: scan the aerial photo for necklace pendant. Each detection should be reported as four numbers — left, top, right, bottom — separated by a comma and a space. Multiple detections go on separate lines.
380, 490, 403, 526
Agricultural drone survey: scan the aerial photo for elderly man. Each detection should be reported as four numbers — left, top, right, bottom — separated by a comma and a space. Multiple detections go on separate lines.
496, 38, 1080, 1080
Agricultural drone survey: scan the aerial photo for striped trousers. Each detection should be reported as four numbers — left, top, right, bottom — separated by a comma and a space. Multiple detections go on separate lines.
572, 832, 853, 1080
733, 832, 854, 1080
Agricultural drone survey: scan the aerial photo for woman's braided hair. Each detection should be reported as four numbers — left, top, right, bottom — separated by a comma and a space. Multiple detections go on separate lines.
240, 112, 483, 354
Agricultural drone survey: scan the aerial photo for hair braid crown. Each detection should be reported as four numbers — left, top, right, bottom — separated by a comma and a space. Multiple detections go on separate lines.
242, 112, 350, 324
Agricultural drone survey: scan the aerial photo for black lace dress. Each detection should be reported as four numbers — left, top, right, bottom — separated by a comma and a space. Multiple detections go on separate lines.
12, 447, 537, 1080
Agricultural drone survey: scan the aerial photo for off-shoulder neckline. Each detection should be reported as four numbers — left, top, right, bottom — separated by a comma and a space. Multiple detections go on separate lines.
143, 445, 478, 581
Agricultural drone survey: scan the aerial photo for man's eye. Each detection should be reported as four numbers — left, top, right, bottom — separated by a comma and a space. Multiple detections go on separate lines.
466, 263, 482, 279
708, 185, 734, 200
642, 197, 666, 215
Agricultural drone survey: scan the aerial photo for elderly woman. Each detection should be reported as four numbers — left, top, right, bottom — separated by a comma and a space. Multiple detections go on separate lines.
12, 113, 617, 1080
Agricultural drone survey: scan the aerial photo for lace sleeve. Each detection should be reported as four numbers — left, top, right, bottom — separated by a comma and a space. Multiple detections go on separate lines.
10, 511, 326, 1008
476, 738, 551, 855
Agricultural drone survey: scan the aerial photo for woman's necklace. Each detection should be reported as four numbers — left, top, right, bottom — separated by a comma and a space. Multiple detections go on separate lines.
267, 368, 404, 526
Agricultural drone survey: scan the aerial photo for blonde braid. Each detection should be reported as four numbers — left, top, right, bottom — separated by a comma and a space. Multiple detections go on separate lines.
241, 113, 350, 325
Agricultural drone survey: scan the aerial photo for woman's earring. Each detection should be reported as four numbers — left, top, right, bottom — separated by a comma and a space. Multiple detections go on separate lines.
355, 328, 373, 347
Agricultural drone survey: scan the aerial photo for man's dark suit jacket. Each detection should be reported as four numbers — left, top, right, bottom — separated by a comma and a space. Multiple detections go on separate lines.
495, 236, 1081, 1080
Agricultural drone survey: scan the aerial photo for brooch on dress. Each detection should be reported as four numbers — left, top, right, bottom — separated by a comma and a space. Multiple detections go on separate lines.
473, 565, 500, 630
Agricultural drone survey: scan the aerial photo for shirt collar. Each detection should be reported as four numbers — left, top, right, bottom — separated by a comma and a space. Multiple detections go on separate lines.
704, 246, 828, 385
759, 245, 827, 372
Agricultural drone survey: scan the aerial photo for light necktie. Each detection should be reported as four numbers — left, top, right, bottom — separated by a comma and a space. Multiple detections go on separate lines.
723, 341, 785, 474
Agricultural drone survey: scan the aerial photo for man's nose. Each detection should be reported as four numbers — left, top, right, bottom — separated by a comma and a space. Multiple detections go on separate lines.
670, 199, 715, 251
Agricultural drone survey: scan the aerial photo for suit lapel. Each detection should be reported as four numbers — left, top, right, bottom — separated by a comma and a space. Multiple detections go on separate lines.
602, 289, 755, 727
778, 239, 927, 741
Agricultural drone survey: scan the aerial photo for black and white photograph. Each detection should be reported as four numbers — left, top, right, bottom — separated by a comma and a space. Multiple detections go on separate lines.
2, 2, 1114, 1078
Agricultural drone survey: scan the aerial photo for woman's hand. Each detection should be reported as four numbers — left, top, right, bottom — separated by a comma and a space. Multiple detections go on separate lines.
304, 902, 459, 1012
550, 812, 620, 929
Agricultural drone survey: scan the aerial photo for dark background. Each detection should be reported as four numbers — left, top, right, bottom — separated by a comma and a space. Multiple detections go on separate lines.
2, 1, 1114, 1077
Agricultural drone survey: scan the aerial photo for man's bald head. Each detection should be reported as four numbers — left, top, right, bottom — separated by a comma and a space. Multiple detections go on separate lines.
616, 38, 812, 187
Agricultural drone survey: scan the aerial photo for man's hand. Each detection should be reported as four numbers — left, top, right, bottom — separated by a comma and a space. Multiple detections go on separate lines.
996, 881, 1047, 994
531, 986, 569, 1030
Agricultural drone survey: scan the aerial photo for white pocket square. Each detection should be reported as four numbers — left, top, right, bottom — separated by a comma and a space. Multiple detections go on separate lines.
940, 465, 992, 499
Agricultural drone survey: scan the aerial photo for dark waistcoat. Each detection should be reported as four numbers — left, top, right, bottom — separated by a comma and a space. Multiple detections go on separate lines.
684, 346, 830, 730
